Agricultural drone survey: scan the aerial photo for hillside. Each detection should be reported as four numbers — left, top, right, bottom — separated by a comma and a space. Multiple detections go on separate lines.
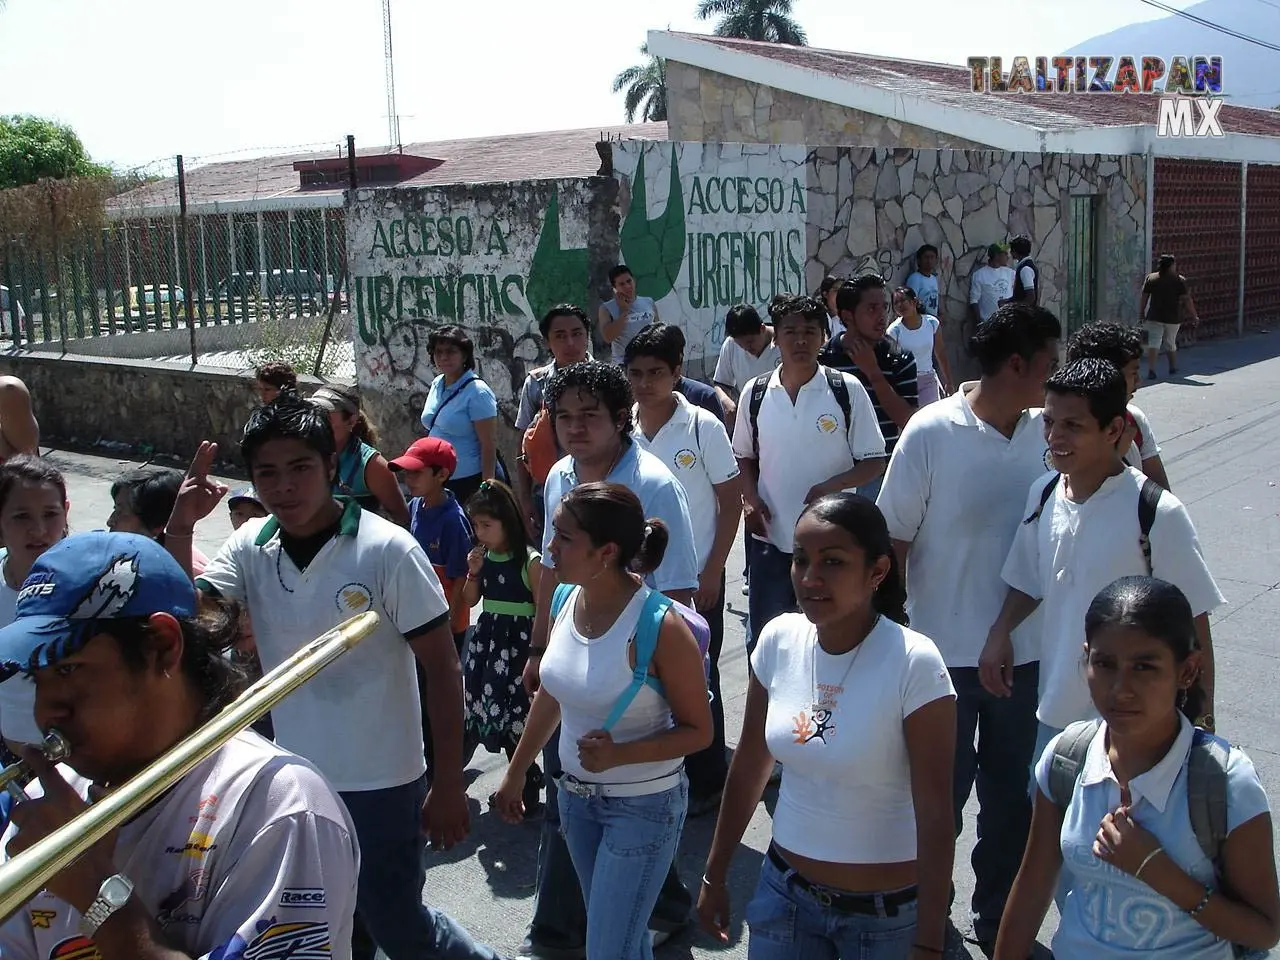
1064, 0, 1280, 109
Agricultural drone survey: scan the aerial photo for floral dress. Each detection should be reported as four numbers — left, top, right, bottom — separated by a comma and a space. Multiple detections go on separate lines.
464, 547, 537, 751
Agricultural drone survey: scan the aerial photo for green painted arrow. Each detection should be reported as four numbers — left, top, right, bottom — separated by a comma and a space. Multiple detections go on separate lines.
620, 143, 685, 303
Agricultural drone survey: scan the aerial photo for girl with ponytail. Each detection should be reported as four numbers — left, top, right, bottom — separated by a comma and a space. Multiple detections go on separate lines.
997, 576, 1279, 959
698, 492, 957, 958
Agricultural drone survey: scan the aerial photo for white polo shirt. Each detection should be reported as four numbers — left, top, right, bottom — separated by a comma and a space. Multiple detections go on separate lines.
1002, 468, 1225, 730
876, 383, 1049, 668
731, 365, 886, 554
198, 500, 449, 792
712, 337, 781, 393
632, 393, 740, 573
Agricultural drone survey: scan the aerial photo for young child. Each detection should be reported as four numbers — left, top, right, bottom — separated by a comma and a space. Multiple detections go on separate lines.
454, 479, 544, 812
227, 487, 268, 530
388, 437, 474, 781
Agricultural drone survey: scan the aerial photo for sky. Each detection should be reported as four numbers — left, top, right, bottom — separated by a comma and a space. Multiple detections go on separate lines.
0, 0, 1201, 173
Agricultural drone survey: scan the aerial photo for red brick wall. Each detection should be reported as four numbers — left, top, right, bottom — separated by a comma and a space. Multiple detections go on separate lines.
1245, 164, 1280, 330
1152, 159, 1242, 340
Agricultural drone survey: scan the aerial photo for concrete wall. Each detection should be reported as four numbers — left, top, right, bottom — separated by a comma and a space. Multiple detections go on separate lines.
0, 351, 325, 465
347, 179, 618, 457
666, 61, 991, 149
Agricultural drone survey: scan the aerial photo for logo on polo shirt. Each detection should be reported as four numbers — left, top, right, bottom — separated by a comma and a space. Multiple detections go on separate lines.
673, 449, 697, 470
816, 414, 839, 434
1043, 448, 1055, 470
336, 583, 373, 614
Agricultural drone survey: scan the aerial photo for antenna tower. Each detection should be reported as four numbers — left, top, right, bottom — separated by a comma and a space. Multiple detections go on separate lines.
382, 0, 400, 148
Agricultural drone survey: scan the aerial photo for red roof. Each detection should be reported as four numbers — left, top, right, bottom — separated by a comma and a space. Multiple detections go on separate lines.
109, 123, 668, 212
676, 33, 1280, 137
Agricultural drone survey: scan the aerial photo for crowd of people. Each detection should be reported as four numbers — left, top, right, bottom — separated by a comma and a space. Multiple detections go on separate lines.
0, 251, 1269, 960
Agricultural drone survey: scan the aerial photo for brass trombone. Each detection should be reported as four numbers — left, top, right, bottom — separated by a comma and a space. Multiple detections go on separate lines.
0, 610, 380, 926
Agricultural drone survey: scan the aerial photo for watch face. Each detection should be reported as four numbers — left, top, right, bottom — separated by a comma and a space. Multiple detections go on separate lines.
101, 875, 133, 907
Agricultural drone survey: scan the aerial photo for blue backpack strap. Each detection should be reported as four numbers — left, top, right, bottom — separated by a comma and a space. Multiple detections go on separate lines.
549, 582, 574, 621
601, 591, 671, 733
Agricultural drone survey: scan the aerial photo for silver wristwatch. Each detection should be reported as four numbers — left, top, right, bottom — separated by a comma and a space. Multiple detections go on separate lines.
79, 873, 133, 936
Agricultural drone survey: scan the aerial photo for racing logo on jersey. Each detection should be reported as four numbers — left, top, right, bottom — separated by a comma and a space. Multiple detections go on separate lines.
48, 936, 101, 960
673, 449, 698, 470
158, 868, 208, 927
279, 888, 326, 908
165, 832, 216, 857
189, 794, 219, 825
816, 414, 839, 434
29, 909, 56, 928
242, 920, 330, 959
335, 583, 372, 614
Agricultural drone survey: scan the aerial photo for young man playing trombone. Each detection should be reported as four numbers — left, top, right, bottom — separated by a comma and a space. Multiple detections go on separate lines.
0, 531, 361, 959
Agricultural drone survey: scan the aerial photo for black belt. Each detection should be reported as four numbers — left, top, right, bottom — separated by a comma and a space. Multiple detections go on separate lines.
767, 844, 918, 917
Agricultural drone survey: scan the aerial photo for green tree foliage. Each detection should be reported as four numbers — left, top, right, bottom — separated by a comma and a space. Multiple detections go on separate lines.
612, 44, 668, 123
0, 115, 110, 190
695, 0, 808, 45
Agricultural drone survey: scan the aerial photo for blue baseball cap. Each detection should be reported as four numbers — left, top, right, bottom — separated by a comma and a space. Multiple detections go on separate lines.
0, 532, 197, 673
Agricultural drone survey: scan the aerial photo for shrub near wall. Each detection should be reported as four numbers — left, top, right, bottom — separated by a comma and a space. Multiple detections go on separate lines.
0, 352, 327, 465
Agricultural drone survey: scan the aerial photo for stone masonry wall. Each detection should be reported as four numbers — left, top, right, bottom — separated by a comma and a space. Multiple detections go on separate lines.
805, 148, 1147, 378
667, 61, 992, 149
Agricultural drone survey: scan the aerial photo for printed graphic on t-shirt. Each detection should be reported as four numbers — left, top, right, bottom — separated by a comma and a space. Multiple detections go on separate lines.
673, 449, 698, 470
209, 918, 331, 960
816, 414, 839, 434
335, 583, 372, 614
28, 911, 56, 930
792, 680, 847, 743
48, 935, 100, 959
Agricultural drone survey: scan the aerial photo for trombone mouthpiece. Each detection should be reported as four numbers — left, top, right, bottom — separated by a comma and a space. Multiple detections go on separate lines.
0, 729, 71, 799
41, 730, 70, 763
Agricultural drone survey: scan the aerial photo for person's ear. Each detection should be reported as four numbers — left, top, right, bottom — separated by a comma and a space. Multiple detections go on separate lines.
1179, 651, 1203, 690
146, 612, 185, 678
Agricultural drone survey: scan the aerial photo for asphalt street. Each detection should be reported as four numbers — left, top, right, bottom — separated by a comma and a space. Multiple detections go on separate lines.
42, 327, 1280, 959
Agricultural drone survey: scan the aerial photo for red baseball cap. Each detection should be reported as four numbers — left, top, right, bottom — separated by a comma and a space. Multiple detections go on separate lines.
389, 437, 457, 474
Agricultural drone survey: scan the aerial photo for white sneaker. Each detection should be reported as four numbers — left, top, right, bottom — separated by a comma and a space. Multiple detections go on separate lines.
650, 929, 673, 948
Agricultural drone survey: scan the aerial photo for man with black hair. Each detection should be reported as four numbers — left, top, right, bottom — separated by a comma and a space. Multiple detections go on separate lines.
712, 304, 780, 429
1141, 253, 1199, 379
733, 294, 886, 652
985, 358, 1223, 779
906, 243, 944, 319
626, 322, 742, 814
1009, 235, 1038, 306
600, 264, 659, 365
515, 305, 592, 536
521, 358, 698, 958
164, 400, 501, 960
820, 275, 918, 499
1065, 321, 1171, 490
109, 466, 210, 575
877, 302, 1061, 956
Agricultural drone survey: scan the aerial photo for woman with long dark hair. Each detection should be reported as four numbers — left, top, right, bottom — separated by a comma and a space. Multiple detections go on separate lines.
697, 492, 956, 958
996, 576, 1279, 959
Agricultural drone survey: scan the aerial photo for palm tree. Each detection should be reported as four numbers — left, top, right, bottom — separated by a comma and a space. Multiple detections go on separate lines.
695, 0, 807, 44
612, 44, 667, 123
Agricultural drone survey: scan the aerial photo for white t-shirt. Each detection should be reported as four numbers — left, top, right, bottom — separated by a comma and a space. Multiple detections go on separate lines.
1002, 468, 1225, 730
198, 502, 450, 791
0, 731, 359, 960
604, 296, 658, 364
731, 366, 887, 554
905, 271, 940, 317
886, 315, 940, 375
1124, 402, 1161, 469
969, 265, 1014, 322
876, 385, 1049, 667
712, 336, 781, 393
632, 394, 739, 574
752, 614, 954, 863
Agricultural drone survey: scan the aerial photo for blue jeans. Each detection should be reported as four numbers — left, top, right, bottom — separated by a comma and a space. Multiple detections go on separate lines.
746, 538, 797, 656
340, 777, 500, 960
856, 474, 883, 503
528, 731, 692, 950
744, 854, 918, 959
559, 777, 689, 960
950, 664, 1040, 942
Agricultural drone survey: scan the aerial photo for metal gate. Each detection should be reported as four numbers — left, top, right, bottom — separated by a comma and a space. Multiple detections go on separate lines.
1066, 195, 1098, 334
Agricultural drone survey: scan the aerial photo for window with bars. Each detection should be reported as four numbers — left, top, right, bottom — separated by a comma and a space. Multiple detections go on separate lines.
1066, 195, 1100, 334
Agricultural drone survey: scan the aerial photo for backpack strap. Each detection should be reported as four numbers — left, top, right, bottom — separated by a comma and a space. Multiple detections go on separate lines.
1023, 473, 1061, 526
549, 582, 574, 621
747, 372, 771, 459
1137, 477, 1163, 574
601, 591, 671, 733
1187, 728, 1230, 868
1047, 719, 1102, 809
823, 366, 853, 434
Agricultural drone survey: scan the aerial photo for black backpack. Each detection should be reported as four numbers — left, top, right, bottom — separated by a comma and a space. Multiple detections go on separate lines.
747, 365, 852, 458
1023, 472, 1162, 572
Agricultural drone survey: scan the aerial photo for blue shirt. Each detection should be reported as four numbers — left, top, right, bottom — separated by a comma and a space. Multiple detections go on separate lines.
408, 492, 474, 579
540, 440, 699, 594
906, 271, 940, 317
1036, 717, 1270, 959
604, 296, 658, 364
677, 377, 724, 421
419, 372, 498, 478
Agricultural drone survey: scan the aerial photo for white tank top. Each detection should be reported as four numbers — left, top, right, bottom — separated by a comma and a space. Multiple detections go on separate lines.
539, 584, 680, 786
